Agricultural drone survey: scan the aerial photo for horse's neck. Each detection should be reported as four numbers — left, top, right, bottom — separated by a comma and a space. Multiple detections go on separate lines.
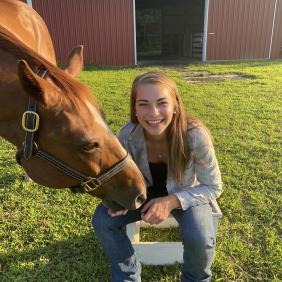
0, 120, 24, 147
0, 69, 27, 147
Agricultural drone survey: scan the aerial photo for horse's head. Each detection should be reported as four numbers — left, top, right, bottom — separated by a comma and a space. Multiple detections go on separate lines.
16, 46, 146, 211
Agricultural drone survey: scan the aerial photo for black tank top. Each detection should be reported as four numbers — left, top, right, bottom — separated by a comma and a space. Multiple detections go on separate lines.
147, 162, 168, 201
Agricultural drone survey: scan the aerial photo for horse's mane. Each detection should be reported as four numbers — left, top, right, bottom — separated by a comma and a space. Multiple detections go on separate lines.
0, 26, 99, 109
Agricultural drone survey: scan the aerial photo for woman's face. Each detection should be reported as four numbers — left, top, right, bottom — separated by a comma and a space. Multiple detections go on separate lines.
135, 83, 175, 139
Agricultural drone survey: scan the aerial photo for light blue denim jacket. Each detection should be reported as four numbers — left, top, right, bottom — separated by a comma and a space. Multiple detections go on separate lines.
118, 122, 223, 215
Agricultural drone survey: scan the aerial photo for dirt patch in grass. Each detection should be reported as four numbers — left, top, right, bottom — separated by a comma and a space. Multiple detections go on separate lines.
177, 69, 256, 83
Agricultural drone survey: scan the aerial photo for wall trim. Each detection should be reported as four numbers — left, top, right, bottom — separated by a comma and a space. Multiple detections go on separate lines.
202, 0, 209, 61
26, 0, 33, 7
133, 0, 137, 65
269, 0, 278, 59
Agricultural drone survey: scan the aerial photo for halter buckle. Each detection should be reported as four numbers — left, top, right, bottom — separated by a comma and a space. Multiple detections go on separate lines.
82, 177, 102, 192
22, 111, 40, 132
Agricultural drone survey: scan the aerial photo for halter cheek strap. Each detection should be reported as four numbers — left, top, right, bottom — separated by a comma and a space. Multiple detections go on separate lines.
22, 68, 47, 160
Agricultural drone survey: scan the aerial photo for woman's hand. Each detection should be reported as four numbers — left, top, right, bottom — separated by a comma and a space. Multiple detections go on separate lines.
141, 194, 181, 225
107, 208, 128, 217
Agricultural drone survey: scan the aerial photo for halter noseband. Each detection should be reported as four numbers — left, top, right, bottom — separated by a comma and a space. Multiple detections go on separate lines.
16, 68, 131, 193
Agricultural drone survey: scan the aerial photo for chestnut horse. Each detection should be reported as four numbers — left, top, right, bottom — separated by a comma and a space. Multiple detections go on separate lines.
0, 0, 146, 211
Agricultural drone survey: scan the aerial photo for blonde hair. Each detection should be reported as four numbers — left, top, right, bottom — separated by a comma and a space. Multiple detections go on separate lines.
130, 72, 202, 182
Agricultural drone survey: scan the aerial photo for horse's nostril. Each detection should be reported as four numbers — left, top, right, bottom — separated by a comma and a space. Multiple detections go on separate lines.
136, 193, 146, 205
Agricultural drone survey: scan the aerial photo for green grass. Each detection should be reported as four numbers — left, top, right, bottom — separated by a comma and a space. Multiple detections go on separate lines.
1, 60, 281, 281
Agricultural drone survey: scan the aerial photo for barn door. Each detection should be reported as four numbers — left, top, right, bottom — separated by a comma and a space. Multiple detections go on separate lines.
206, 0, 277, 60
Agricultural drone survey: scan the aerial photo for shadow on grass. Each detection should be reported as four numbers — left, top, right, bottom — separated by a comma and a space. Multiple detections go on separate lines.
0, 171, 21, 189
0, 231, 182, 281
0, 232, 111, 281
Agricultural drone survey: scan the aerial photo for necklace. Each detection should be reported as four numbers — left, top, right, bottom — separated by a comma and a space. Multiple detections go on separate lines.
146, 139, 167, 161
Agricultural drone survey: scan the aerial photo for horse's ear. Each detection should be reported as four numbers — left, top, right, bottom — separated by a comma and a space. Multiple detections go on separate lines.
18, 60, 60, 108
63, 45, 84, 78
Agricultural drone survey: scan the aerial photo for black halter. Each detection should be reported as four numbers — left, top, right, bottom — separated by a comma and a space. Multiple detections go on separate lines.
16, 68, 131, 193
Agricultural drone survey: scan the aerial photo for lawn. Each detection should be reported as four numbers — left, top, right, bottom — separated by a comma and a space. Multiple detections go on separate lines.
0, 60, 281, 281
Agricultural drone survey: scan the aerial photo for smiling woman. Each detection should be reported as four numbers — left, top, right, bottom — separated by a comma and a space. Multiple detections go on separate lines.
92, 71, 223, 281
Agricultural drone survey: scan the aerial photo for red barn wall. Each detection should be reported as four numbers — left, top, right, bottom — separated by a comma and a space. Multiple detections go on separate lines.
206, 0, 279, 60
32, 0, 135, 65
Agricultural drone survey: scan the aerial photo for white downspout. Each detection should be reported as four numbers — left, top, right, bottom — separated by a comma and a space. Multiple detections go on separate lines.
269, 0, 278, 59
133, 0, 137, 65
202, 0, 209, 61
26, 0, 33, 7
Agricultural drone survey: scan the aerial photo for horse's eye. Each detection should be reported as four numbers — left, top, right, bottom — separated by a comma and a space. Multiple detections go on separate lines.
81, 142, 100, 152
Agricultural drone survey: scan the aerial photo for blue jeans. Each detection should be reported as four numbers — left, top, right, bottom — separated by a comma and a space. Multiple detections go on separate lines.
92, 203, 220, 282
